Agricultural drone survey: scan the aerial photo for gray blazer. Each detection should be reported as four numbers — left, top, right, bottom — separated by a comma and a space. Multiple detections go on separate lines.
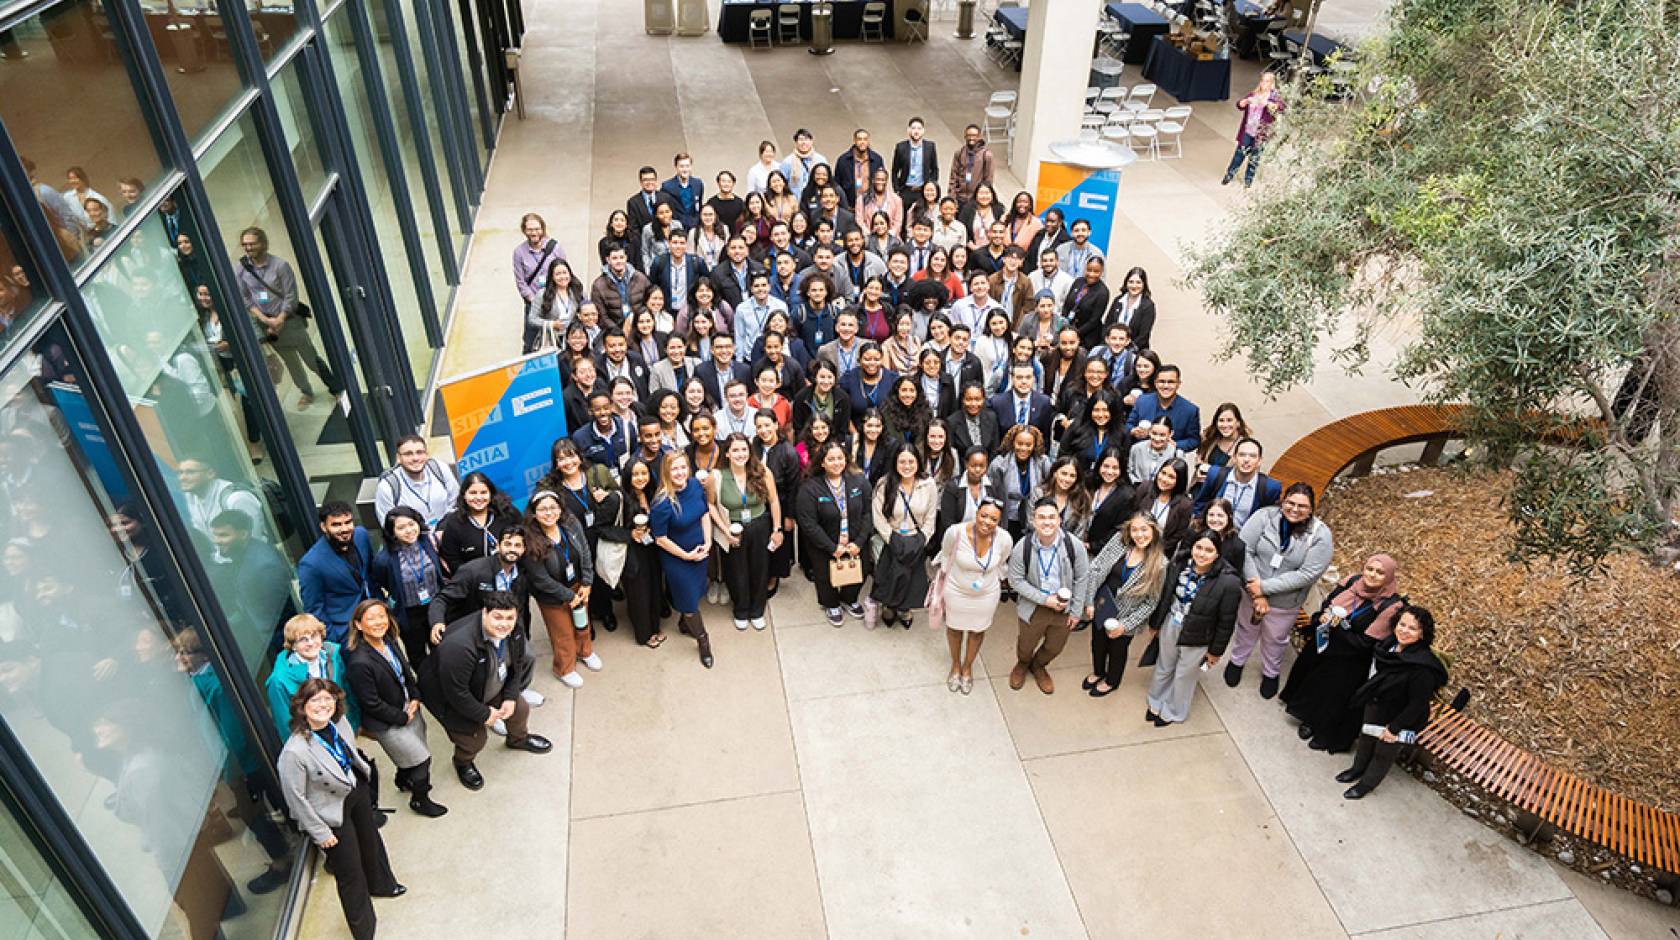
1239, 505, 1334, 610
277, 717, 369, 846
1007, 528, 1090, 623
649, 356, 700, 395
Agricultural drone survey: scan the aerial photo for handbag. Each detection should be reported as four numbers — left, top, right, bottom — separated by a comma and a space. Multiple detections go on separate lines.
241, 256, 311, 320
924, 565, 948, 631
829, 555, 863, 586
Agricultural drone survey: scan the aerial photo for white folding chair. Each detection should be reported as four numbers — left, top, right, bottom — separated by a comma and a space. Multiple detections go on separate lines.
1124, 82, 1157, 112
1154, 117, 1185, 158
748, 9, 773, 48
861, 1, 887, 41
1128, 123, 1158, 159
1100, 85, 1127, 101
988, 90, 1018, 110
983, 105, 1013, 142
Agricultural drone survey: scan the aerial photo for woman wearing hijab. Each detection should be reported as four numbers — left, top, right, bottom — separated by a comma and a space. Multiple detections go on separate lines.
1337, 605, 1448, 799
1281, 554, 1405, 752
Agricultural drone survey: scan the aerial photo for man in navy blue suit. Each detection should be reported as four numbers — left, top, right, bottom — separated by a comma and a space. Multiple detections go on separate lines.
1192, 437, 1281, 527
296, 501, 374, 644
991, 362, 1055, 439
659, 153, 705, 230
1127, 364, 1201, 453
646, 230, 709, 321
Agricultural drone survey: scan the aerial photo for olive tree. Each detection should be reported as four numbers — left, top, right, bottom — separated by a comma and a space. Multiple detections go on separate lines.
1185, 0, 1680, 574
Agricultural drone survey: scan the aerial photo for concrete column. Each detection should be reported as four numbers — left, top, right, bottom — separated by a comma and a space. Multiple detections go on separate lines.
1010, 0, 1100, 193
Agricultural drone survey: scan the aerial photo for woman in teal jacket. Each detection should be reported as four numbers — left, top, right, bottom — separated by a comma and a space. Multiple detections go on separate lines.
264, 613, 359, 738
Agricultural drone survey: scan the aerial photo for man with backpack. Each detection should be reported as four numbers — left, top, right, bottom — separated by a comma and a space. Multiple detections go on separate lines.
1007, 497, 1092, 695
373, 435, 459, 529
178, 456, 270, 543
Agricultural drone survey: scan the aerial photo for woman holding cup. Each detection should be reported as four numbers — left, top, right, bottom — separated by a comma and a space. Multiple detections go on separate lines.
522, 491, 597, 688
620, 457, 666, 648
1080, 514, 1168, 697
708, 433, 784, 631
936, 497, 1012, 694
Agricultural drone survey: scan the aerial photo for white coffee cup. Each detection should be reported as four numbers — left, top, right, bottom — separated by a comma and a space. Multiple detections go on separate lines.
633, 513, 649, 527
729, 523, 744, 536
1103, 617, 1119, 632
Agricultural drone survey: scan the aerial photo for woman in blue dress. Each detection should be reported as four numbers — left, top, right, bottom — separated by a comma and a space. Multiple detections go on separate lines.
649, 451, 715, 668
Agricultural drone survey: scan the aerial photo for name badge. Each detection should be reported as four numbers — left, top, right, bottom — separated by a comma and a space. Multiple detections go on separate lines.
584, 511, 595, 527
972, 579, 984, 590
255, 290, 272, 304
564, 563, 577, 582
418, 589, 432, 604
497, 661, 508, 681
1269, 551, 1284, 568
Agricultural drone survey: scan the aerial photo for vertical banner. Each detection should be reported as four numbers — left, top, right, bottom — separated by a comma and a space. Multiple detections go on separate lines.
437, 351, 567, 509
1036, 163, 1123, 258
49, 382, 132, 506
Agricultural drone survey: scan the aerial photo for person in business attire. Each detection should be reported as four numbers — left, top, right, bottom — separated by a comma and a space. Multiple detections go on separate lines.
277, 678, 404, 940
298, 501, 375, 644
522, 490, 597, 689
1131, 457, 1194, 559
589, 247, 653, 330
936, 495, 1010, 695
796, 441, 872, 627
1283, 554, 1405, 753
617, 455, 667, 647
833, 128, 886, 208
1336, 606, 1447, 799
625, 165, 665, 243
370, 507, 446, 668
987, 424, 1051, 540
709, 236, 763, 309
869, 445, 940, 628
1063, 255, 1111, 349
1080, 513, 1168, 697
1106, 266, 1157, 350
707, 432, 784, 631
425, 528, 529, 647
1083, 449, 1131, 551
265, 613, 358, 738
1226, 483, 1335, 699
1192, 437, 1281, 528
343, 600, 447, 818
939, 446, 1001, 532
660, 153, 705, 229
694, 333, 751, 409
1127, 419, 1184, 486
991, 362, 1055, 439
647, 230, 709, 321
435, 472, 523, 577
1127, 364, 1202, 454
891, 117, 940, 202
417, 591, 553, 791
650, 332, 701, 395
597, 333, 652, 400
1006, 497, 1091, 695
649, 450, 715, 667
1144, 530, 1243, 725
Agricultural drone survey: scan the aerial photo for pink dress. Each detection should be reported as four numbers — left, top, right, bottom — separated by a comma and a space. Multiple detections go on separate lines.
939, 524, 1014, 633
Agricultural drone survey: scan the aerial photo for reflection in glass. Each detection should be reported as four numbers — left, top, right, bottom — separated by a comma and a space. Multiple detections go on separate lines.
322, 10, 437, 388
384, 0, 467, 253
142, 0, 247, 144
0, 326, 298, 939
443, 0, 490, 171
200, 112, 371, 498
0, 200, 47, 354
82, 210, 304, 675
0, 0, 168, 270
238, 0, 299, 61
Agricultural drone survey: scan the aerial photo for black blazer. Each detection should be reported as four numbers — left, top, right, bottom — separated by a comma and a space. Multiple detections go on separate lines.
791, 386, 854, 436
417, 612, 533, 735
694, 358, 752, 409
989, 390, 1055, 439
1131, 485, 1194, 559
436, 510, 522, 576
946, 350, 986, 393
1148, 558, 1242, 654
947, 407, 1001, 456
833, 149, 886, 206
1084, 484, 1131, 550
851, 437, 892, 484
751, 354, 809, 399
626, 190, 663, 241
344, 640, 421, 734
1064, 279, 1112, 348
1026, 225, 1069, 265
1107, 293, 1157, 351
1039, 349, 1088, 401
596, 352, 652, 400
891, 139, 941, 194
709, 259, 765, 309
909, 370, 958, 418
794, 473, 872, 558
427, 555, 531, 632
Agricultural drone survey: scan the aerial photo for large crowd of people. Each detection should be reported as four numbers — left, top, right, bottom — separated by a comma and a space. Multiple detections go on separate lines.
261, 121, 1450, 938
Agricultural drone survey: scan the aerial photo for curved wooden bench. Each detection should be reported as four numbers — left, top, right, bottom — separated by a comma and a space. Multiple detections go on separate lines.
1283, 405, 1680, 880
1268, 403, 1468, 495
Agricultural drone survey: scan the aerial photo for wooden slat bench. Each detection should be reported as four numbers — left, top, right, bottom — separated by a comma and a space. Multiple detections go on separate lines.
1281, 405, 1679, 881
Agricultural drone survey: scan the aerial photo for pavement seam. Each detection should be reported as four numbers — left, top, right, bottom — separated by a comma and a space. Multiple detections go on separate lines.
1343, 896, 1597, 939
1015, 726, 1229, 764
569, 785, 807, 823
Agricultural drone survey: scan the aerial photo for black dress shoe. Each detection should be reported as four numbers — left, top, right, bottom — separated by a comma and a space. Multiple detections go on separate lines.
1342, 785, 1370, 800
1335, 767, 1362, 784
410, 795, 449, 818
507, 734, 553, 754
373, 809, 388, 828
1083, 677, 1098, 691
246, 867, 289, 895
1150, 715, 1170, 727
602, 613, 618, 633
1259, 675, 1279, 699
456, 762, 484, 790
1308, 738, 1331, 751
372, 884, 408, 899
1297, 723, 1314, 741
1223, 662, 1243, 688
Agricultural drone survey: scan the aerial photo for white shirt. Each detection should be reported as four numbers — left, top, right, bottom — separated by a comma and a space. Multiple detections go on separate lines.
746, 161, 778, 195
1029, 269, 1075, 309
1220, 471, 1261, 528
948, 296, 1003, 335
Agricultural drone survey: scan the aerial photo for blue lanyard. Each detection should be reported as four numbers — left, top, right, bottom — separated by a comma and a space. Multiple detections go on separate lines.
1091, 432, 1106, 462
470, 513, 497, 556
313, 725, 351, 774
839, 344, 856, 374
861, 377, 882, 406
1035, 542, 1059, 583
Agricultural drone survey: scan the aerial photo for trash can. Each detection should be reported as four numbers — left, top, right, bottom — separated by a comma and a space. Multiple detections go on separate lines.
675, 0, 707, 35
956, 0, 977, 38
644, 0, 673, 35
810, 0, 835, 54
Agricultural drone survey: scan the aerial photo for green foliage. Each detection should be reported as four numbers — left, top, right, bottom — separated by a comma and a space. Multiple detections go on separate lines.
1185, 0, 1680, 573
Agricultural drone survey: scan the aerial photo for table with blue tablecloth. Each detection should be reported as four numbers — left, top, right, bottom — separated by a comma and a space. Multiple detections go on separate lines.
1105, 2, 1169, 63
1229, 0, 1281, 58
1284, 29, 1349, 66
994, 6, 1026, 39
1142, 35, 1230, 101
718, 0, 893, 43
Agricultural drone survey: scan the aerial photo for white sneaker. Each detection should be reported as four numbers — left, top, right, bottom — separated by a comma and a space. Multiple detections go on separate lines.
491, 719, 508, 737
580, 653, 603, 672
558, 671, 583, 688
521, 688, 545, 707
750, 617, 766, 631
733, 618, 748, 631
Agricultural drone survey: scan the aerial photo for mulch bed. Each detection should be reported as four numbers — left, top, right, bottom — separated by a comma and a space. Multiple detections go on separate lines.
1318, 466, 1680, 815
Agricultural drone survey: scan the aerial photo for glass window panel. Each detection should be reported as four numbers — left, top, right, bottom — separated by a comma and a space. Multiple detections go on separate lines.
386, 0, 466, 253
442, 0, 489, 171
82, 209, 304, 674
242, 0, 298, 60
0, 0, 167, 271
270, 57, 328, 209
0, 199, 48, 356
199, 111, 372, 499
0, 797, 101, 940
0, 325, 299, 940
354, 0, 454, 315
321, 18, 436, 388
139, 0, 246, 144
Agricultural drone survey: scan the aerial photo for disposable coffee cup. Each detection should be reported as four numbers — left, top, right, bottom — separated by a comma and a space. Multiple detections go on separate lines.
1056, 588, 1072, 601
633, 513, 649, 526
696, 469, 710, 481
1103, 618, 1119, 632
729, 523, 744, 536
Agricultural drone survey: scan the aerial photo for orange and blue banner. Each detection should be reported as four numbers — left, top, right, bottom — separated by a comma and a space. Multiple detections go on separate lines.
438, 350, 566, 509
1037, 163, 1122, 255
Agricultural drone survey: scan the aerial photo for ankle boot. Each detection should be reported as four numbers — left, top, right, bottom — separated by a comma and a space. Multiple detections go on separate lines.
406, 761, 449, 818
688, 614, 714, 669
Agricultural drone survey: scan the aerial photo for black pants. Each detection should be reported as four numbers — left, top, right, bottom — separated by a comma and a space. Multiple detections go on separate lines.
1089, 629, 1134, 687
324, 781, 399, 940
1347, 703, 1404, 791
722, 514, 772, 619
812, 544, 864, 608
398, 604, 431, 668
